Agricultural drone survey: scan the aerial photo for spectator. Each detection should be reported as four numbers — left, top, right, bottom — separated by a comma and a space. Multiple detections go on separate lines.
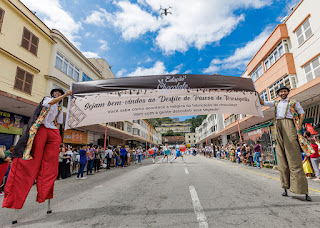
114, 146, 120, 168
77, 144, 88, 180
57, 146, 69, 180
120, 145, 127, 168
65, 145, 73, 178
253, 141, 262, 168
0, 145, 11, 196
305, 131, 320, 180
105, 146, 113, 170
127, 148, 131, 166
246, 145, 254, 167
87, 145, 95, 175
132, 148, 137, 164
94, 146, 101, 173
137, 146, 143, 165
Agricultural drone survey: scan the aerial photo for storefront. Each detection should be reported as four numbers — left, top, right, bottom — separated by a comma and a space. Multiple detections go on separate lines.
0, 110, 25, 149
63, 129, 88, 145
242, 121, 276, 165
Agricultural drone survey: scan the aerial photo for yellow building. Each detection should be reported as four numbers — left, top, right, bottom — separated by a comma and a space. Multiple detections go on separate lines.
0, 0, 54, 146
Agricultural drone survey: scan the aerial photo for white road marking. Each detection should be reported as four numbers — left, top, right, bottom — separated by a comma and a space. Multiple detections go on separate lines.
94, 185, 102, 188
189, 186, 208, 228
184, 167, 189, 174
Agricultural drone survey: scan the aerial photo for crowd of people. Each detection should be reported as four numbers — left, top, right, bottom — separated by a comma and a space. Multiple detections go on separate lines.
1, 132, 320, 196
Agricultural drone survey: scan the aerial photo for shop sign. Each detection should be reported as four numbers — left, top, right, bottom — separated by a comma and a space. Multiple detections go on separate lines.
63, 129, 87, 144
0, 111, 24, 135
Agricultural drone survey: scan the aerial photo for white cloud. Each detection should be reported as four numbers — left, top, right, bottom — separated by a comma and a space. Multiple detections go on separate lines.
170, 64, 184, 74
98, 40, 109, 51
203, 26, 273, 74
184, 70, 192, 74
85, 0, 271, 53
85, 32, 92, 38
128, 61, 168, 76
82, 51, 100, 58
84, 8, 112, 26
117, 68, 127, 77
146, 57, 152, 63
21, 0, 82, 44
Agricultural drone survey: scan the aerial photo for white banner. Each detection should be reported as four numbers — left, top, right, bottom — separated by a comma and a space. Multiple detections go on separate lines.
66, 89, 262, 129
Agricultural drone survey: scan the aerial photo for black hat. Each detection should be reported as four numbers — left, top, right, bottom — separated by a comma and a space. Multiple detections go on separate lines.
276, 85, 290, 95
50, 88, 64, 97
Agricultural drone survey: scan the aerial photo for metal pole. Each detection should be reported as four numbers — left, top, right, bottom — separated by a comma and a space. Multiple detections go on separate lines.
237, 115, 243, 142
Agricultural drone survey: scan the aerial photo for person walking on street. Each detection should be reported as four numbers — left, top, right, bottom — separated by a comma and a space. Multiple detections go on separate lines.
161, 144, 170, 163
258, 85, 311, 201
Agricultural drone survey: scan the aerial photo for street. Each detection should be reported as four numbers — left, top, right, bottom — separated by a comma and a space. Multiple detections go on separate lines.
1, 155, 320, 228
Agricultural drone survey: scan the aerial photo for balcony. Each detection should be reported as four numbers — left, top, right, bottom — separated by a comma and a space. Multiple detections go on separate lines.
247, 24, 289, 75
255, 53, 296, 93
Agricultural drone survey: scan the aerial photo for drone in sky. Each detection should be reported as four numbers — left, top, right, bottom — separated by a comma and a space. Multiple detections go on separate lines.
160, 7, 172, 16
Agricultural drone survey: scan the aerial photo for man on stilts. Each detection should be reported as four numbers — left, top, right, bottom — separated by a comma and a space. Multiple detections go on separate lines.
259, 85, 311, 201
2, 88, 72, 223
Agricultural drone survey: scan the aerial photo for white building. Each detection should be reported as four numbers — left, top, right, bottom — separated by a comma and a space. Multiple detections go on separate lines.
195, 114, 226, 146
185, 133, 196, 146
47, 29, 115, 145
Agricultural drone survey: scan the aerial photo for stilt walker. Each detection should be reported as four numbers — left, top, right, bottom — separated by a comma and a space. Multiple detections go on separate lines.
2, 88, 72, 224
259, 85, 313, 201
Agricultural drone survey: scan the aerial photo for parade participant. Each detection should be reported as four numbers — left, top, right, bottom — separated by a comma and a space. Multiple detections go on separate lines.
148, 147, 155, 164
258, 85, 311, 201
170, 146, 184, 163
161, 144, 171, 163
3, 89, 71, 221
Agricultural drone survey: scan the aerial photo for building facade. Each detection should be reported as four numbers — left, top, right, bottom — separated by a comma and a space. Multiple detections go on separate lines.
155, 122, 191, 134
201, 0, 320, 164
195, 114, 226, 146
0, 0, 55, 148
185, 133, 196, 146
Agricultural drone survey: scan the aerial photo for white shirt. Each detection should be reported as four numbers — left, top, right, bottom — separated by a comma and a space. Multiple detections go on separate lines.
264, 98, 304, 119
105, 149, 113, 158
42, 97, 63, 129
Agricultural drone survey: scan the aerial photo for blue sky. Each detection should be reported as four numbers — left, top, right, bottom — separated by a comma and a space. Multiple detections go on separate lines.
22, 0, 299, 120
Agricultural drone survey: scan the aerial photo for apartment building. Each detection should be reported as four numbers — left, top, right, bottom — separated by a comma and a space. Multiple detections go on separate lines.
185, 133, 197, 146
208, 0, 320, 163
47, 29, 115, 146
155, 122, 191, 134
195, 114, 226, 146
0, 0, 54, 147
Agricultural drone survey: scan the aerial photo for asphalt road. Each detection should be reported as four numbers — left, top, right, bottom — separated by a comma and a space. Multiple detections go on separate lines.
1, 155, 320, 228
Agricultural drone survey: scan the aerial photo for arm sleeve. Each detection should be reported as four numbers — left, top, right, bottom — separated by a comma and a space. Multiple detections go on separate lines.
42, 97, 53, 107
57, 109, 63, 124
295, 101, 305, 115
263, 101, 275, 107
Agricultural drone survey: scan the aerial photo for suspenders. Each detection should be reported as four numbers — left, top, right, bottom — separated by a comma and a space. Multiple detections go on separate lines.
275, 99, 291, 120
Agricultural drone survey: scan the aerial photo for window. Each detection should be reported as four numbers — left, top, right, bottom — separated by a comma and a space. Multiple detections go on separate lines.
14, 67, 33, 94
55, 52, 80, 81
260, 90, 268, 102
264, 40, 289, 71
133, 128, 140, 135
0, 7, 4, 32
303, 56, 320, 82
249, 64, 263, 82
21, 27, 39, 56
82, 72, 92, 81
268, 75, 297, 100
296, 17, 312, 46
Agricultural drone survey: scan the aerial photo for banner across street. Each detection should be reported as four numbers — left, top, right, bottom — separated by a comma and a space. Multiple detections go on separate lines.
65, 74, 263, 129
